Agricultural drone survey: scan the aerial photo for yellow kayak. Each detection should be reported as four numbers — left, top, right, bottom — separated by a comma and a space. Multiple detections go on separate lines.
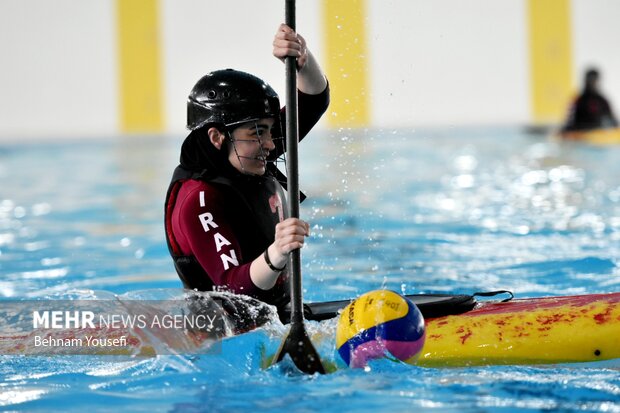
419, 292, 620, 367
557, 127, 620, 145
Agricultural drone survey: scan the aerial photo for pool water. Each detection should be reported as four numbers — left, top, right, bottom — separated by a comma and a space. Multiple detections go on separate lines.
1, 127, 619, 412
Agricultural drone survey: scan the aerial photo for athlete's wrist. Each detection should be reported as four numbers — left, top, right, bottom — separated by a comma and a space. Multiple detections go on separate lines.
264, 247, 286, 272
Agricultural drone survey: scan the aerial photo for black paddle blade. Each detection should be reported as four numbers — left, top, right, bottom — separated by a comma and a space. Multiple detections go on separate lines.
273, 322, 325, 374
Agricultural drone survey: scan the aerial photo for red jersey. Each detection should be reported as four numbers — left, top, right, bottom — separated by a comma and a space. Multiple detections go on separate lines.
171, 179, 285, 296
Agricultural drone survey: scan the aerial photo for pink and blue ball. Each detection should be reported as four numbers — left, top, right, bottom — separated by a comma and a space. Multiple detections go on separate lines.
336, 290, 426, 368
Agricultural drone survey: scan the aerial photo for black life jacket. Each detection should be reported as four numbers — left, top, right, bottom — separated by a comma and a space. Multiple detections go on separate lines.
164, 166, 291, 309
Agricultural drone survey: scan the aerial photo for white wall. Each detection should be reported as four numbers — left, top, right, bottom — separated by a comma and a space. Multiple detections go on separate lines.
160, 0, 323, 135
368, 0, 529, 127
0, 0, 619, 139
0, 0, 117, 139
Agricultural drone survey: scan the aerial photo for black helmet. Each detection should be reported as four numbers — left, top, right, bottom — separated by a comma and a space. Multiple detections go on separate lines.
187, 69, 281, 131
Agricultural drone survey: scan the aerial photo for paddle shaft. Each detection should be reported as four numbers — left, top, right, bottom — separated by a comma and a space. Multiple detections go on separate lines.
273, 0, 324, 375
285, 0, 304, 325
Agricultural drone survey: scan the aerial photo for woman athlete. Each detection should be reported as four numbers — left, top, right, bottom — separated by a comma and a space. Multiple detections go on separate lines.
165, 24, 329, 320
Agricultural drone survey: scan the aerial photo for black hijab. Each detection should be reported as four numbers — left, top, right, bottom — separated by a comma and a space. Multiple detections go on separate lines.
178, 126, 242, 181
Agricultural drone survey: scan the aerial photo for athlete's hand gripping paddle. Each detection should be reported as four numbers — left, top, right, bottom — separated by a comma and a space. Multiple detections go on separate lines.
272, 0, 325, 375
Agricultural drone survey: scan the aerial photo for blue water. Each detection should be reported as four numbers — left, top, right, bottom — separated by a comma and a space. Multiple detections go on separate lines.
1, 128, 620, 412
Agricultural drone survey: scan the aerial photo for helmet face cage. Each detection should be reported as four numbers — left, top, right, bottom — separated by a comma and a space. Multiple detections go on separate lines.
223, 119, 286, 176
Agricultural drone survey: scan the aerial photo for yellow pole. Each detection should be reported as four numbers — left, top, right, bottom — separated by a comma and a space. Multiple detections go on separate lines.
323, 0, 370, 127
528, 0, 573, 124
116, 0, 164, 133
